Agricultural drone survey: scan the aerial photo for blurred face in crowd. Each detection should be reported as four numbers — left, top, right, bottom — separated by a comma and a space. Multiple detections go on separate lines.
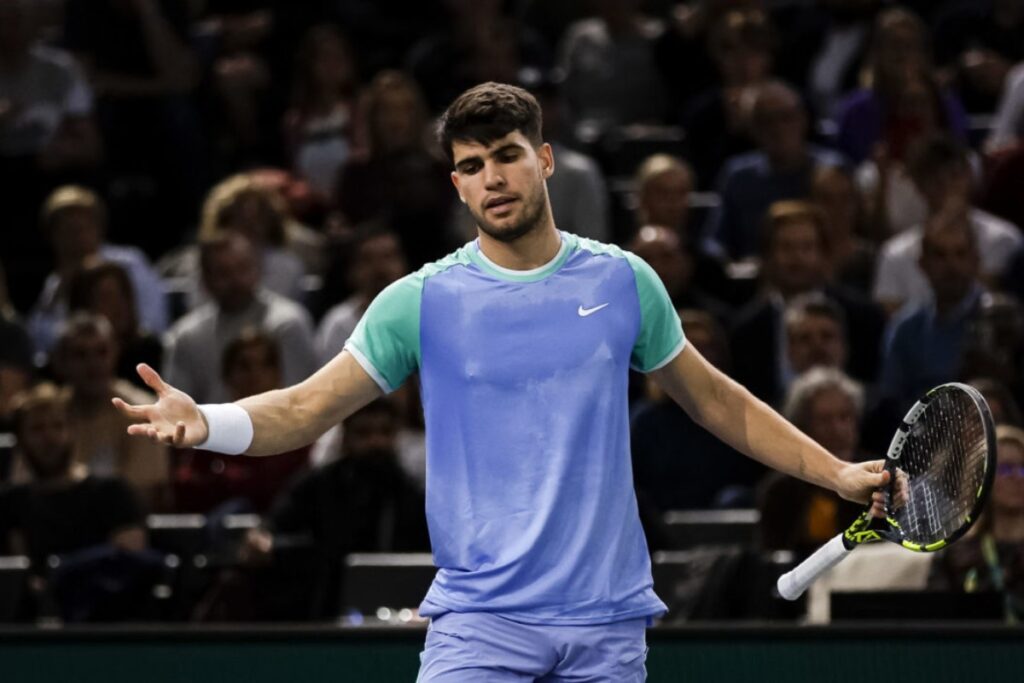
87, 273, 135, 338
310, 33, 355, 92
224, 341, 281, 400
629, 226, 691, 299
914, 162, 972, 213
803, 386, 859, 461
919, 223, 979, 310
766, 220, 827, 297
201, 236, 261, 313
222, 191, 280, 247
50, 207, 103, 264
56, 326, 118, 400
639, 167, 692, 232
787, 311, 847, 374
993, 435, 1024, 513
451, 131, 554, 244
343, 408, 399, 461
680, 316, 729, 371
811, 167, 858, 240
351, 233, 407, 299
373, 86, 423, 153
751, 85, 807, 167
17, 402, 74, 480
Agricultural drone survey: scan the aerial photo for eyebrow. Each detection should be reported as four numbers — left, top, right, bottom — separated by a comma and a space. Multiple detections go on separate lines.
454, 143, 525, 170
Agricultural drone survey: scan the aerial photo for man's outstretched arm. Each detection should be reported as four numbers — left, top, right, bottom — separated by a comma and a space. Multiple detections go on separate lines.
113, 350, 382, 456
650, 344, 889, 514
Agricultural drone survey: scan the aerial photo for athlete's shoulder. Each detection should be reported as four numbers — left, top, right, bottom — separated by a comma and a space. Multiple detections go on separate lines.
414, 241, 477, 281
570, 233, 651, 275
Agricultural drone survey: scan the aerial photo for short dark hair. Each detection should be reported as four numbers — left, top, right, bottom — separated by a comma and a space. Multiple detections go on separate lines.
221, 328, 281, 380
784, 292, 847, 334
907, 134, 969, 186
762, 200, 829, 256
437, 82, 543, 164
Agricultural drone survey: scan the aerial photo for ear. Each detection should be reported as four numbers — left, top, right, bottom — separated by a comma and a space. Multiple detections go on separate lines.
450, 171, 465, 203
538, 143, 555, 179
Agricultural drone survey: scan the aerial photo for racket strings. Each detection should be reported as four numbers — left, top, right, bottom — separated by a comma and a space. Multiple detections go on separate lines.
891, 390, 988, 545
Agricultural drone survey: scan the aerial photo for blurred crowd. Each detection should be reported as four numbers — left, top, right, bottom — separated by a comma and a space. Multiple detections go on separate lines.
1, 0, 1024, 624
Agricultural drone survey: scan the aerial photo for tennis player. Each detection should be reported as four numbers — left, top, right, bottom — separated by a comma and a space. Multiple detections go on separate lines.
116, 82, 891, 681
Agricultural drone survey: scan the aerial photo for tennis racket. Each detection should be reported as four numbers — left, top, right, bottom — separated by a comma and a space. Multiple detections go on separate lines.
777, 382, 997, 601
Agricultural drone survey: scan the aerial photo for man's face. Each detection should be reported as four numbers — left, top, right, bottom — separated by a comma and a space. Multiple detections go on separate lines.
787, 312, 847, 373
639, 169, 692, 230
753, 92, 806, 164
920, 226, 978, 307
916, 164, 972, 211
51, 207, 103, 262
629, 227, 692, 298
343, 411, 399, 460
57, 329, 117, 398
202, 241, 260, 312
224, 344, 281, 400
352, 234, 407, 298
767, 221, 827, 296
450, 131, 553, 244
18, 404, 74, 479
804, 387, 859, 461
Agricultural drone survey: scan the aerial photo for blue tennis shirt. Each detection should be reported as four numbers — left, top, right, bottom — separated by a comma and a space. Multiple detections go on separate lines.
345, 231, 685, 624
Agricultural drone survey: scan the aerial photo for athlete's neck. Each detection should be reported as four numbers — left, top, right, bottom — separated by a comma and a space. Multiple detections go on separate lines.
477, 221, 562, 271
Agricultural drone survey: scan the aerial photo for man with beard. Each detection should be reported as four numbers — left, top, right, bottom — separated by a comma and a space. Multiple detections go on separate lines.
117, 82, 897, 681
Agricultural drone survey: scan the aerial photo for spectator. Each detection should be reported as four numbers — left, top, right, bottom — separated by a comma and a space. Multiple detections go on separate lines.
879, 213, 984, 409
67, 261, 162, 392
683, 8, 772, 188
0, 262, 33, 484
986, 61, 1024, 151
163, 232, 317, 404
318, 228, 408, 364
960, 294, 1024, 408
784, 293, 848, 381
334, 70, 457, 269
558, 0, 667, 137
48, 313, 169, 509
929, 424, 1024, 623
26, 186, 169, 356
238, 399, 429, 619
0, 382, 150, 620
171, 330, 309, 514
810, 164, 875, 294
283, 25, 359, 202
704, 80, 845, 260
758, 367, 866, 554
630, 309, 763, 511
873, 135, 1022, 315
731, 200, 885, 406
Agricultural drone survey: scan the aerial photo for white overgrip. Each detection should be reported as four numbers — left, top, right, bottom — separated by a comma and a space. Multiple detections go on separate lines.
776, 534, 852, 601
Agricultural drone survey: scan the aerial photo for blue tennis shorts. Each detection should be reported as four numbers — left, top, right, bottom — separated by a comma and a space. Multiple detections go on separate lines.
416, 611, 649, 682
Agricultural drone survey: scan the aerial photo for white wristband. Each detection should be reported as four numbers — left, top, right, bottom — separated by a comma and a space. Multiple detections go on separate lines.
196, 403, 254, 455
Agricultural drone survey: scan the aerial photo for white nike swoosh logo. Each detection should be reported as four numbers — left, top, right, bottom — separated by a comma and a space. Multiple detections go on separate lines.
578, 303, 610, 317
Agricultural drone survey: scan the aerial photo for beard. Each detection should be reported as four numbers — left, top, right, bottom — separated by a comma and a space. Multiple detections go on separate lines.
470, 186, 548, 244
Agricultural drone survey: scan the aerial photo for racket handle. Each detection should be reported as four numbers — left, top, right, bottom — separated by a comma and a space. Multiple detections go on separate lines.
776, 534, 853, 601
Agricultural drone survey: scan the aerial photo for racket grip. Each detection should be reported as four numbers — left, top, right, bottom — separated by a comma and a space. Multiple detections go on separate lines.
776, 534, 852, 601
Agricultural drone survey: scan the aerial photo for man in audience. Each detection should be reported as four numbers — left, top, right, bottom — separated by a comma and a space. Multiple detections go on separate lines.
705, 80, 845, 260
731, 201, 884, 406
784, 294, 849, 384
27, 185, 169, 356
163, 232, 317, 404
874, 135, 1022, 315
50, 313, 169, 510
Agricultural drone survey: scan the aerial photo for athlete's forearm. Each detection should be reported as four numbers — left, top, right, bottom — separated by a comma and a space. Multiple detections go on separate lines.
235, 350, 382, 456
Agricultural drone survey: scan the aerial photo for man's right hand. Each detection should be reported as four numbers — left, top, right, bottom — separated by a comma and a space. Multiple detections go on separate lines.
113, 364, 209, 447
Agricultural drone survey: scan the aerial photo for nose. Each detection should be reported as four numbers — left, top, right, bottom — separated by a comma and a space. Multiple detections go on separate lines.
482, 161, 506, 189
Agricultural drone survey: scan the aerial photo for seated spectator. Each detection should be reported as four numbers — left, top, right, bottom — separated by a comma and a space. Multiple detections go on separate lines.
704, 80, 845, 260
67, 261, 162, 392
0, 382, 148, 618
810, 165, 875, 294
986, 61, 1024, 152
630, 309, 764, 511
961, 293, 1024, 408
27, 186, 168, 355
929, 425, 1024, 623
171, 330, 309, 514
627, 225, 732, 327
873, 135, 1022, 315
235, 399, 429, 619
557, 0, 667, 137
318, 228, 408, 364
784, 293, 848, 384
163, 232, 317, 404
879, 214, 984, 409
335, 70, 457, 269
834, 8, 969, 166
683, 7, 771, 188
48, 313, 169, 510
758, 367, 866, 556
731, 201, 885, 406
283, 25, 360, 202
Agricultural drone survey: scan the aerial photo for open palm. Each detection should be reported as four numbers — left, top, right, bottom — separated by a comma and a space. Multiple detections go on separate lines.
112, 364, 208, 447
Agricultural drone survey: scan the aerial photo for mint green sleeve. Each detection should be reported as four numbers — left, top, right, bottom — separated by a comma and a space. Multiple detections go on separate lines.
344, 274, 422, 393
625, 253, 686, 372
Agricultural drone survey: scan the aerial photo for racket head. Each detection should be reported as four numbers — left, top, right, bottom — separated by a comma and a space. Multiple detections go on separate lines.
878, 382, 997, 552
